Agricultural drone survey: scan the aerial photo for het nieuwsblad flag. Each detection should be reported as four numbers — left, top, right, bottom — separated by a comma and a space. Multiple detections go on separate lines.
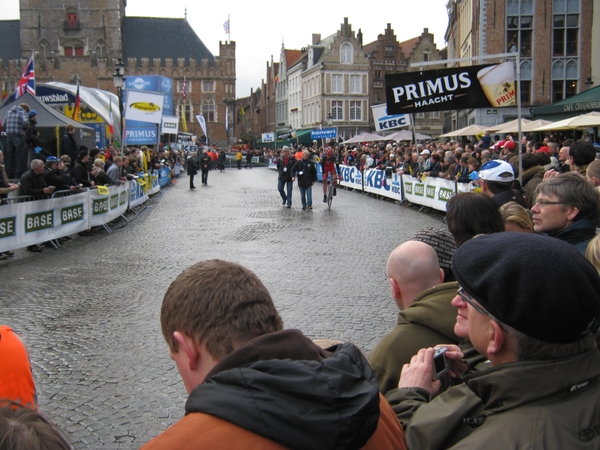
385, 61, 516, 115
124, 90, 165, 124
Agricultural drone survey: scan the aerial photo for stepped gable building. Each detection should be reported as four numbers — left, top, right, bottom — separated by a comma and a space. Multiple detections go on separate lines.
364, 26, 445, 138
0, 0, 235, 146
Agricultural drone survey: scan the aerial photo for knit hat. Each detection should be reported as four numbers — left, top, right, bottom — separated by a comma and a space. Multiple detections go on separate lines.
536, 146, 549, 153
28, 110, 37, 118
410, 226, 456, 272
452, 232, 600, 343
479, 160, 514, 182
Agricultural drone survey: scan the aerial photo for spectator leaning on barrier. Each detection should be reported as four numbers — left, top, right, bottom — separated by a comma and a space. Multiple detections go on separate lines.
20, 159, 55, 198
387, 232, 600, 450
92, 158, 112, 186
43, 156, 73, 192
369, 241, 460, 395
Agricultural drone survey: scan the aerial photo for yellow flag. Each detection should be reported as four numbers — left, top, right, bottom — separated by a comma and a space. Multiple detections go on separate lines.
136, 177, 146, 187
181, 104, 188, 132
97, 185, 110, 195
55, 125, 60, 157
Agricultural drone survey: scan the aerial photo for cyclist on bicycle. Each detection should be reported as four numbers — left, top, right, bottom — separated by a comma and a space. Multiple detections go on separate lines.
321, 146, 337, 203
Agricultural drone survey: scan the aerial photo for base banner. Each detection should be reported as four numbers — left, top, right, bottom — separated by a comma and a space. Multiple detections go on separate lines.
402, 176, 455, 211
0, 192, 90, 252
89, 184, 130, 227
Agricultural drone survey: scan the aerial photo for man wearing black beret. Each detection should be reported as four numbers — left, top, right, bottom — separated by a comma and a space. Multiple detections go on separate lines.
386, 232, 600, 449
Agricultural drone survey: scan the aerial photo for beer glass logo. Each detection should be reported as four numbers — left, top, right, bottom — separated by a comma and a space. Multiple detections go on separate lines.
477, 62, 516, 107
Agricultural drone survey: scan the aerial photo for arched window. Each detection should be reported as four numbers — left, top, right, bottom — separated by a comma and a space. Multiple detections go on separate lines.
340, 43, 353, 64
202, 96, 216, 122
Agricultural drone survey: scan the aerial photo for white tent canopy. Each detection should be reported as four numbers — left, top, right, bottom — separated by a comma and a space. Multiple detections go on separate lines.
341, 132, 387, 144
439, 124, 488, 137
530, 112, 600, 131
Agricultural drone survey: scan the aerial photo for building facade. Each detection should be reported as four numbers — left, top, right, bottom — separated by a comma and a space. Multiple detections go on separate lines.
0, 0, 235, 146
445, 0, 595, 131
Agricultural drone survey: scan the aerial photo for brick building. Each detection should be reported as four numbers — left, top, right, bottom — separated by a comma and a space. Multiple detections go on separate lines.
364, 26, 446, 137
445, 0, 595, 130
0, 0, 235, 146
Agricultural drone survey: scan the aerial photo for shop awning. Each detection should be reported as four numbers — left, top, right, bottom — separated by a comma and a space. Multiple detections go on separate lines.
530, 86, 600, 121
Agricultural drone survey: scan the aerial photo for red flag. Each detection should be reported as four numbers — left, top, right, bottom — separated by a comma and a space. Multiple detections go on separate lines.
72, 84, 81, 122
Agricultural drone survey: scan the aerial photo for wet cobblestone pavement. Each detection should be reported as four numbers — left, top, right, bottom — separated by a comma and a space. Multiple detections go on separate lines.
1, 166, 444, 448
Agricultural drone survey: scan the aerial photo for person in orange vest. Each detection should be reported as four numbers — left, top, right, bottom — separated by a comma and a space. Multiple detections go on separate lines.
0, 325, 37, 409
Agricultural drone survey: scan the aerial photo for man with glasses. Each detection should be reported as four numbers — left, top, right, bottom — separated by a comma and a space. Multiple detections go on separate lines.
386, 232, 600, 449
531, 172, 599, 254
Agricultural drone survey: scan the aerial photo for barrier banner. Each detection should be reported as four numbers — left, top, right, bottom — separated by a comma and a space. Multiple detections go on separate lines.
402, 176, 455, 212
157, 167, 171, 187
88, 183, 129, 227
148, 173, 161, 195
0, 192, 89, 252
129, 178, 148, 208
268, 158, 277, 170
338, 165, 363, 190
363, 169, 404, 202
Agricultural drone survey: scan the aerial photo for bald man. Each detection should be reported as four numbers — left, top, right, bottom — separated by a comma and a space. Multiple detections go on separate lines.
368, 241, 460, 394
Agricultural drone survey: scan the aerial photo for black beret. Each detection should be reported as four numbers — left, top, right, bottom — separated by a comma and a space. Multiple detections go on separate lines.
452, 232, 600, 343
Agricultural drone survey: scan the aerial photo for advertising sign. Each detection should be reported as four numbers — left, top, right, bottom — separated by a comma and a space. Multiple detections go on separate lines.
311, 128, 337, 140
124, 90, 165, 124
161, 116, 179, 135
385, 62, 516, 114
262, 132, 274, 142
371, 104, 411, 132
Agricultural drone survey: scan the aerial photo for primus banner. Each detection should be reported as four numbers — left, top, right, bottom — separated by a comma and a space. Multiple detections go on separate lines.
385, 62, 516, 114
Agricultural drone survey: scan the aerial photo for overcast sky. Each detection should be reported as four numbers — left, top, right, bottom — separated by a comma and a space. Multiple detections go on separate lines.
1, 0, 450, 98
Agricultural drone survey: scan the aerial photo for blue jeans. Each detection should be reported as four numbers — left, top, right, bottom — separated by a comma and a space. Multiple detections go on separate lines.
278, 179, 293, 205
299, 185, 312, 207
6, 134, 25, 178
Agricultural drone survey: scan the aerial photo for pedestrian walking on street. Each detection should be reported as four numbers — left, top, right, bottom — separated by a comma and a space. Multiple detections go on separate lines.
277, 146, 295, 208
291, 149, 317, 211
187, 152, 198, 189
199, 150, 212, 186
245, 149, 253, 169
236, 150, 242, 170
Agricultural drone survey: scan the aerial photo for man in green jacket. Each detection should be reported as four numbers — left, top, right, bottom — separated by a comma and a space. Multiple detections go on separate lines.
369, 241, 460, 394
387, 232, 600, 449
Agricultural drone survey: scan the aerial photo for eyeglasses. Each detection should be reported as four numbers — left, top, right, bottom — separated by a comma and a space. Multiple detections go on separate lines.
457, 287, 506, 329
533, 200, 568, 208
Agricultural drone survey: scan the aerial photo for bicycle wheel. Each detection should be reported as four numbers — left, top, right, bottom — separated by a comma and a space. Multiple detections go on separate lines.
327, 182, 333, 210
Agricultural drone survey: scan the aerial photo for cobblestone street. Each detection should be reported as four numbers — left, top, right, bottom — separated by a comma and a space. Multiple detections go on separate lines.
1, 166, 444, 448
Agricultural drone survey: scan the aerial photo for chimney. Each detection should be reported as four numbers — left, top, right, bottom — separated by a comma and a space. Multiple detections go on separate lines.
312, 33, 321, 45
357, 29, 363, 46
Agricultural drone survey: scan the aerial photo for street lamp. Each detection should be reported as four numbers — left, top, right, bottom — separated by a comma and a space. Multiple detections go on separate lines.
112, 59, 126, 146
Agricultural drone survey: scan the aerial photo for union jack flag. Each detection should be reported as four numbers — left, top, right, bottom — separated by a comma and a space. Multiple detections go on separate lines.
15, 53, 35, 98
